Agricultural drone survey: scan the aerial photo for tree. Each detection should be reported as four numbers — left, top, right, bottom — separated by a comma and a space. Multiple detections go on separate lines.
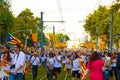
0, 2, 14, 44
54, 33, 70, 48
84, 6, 110, 40
110, 3, 120, 48
9, 8, 49, 47
83, 3, 120, 49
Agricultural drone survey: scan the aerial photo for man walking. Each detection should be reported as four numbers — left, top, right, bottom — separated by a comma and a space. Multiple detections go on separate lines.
10, 44, 26, 80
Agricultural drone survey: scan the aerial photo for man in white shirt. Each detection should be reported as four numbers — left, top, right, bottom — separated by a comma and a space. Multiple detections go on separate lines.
10, 44, 26, 80
31, 52, 40, 80
72, 57, 81, 80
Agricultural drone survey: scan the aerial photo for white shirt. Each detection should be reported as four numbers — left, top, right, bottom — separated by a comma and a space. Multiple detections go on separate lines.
111, 58, 117, 67
1, 54, 4, 61
81, 55, 87, 65
9, 53, 15, 72
13, 51, 26, 73
64, 58, 71, 69
31, 56, 40, 65
41, 55, 47, 62
72, 59, 80, 71
54, 56, 62, 68
47, 57, 54, 65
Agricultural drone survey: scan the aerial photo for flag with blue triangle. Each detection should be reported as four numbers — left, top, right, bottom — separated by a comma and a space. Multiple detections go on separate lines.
7, 33, 21, 44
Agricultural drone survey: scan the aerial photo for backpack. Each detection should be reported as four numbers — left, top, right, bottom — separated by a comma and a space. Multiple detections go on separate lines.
105, 59, 111, 68
48, 63, 54, 71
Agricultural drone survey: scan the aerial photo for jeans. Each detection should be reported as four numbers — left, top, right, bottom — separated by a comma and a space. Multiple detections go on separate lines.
104, 68, 111, 80
9, 73, 23, 80
41, 62, 45, 67
32, 65, 38, 80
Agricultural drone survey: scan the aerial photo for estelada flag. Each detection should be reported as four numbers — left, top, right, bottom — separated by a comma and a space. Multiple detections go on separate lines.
7, 33, 22, 45
76, 58, 88, 79
32, 33, 37, 42
80, 62, 88, 79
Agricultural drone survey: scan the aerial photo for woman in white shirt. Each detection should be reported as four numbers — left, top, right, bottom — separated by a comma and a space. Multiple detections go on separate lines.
54, 51, 62, 80
46, 52, 54, 80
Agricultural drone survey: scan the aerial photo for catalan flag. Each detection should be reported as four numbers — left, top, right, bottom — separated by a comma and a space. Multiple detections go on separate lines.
76, 58, 88, 79
7, 33, 22, 45
80, 62, 88, 79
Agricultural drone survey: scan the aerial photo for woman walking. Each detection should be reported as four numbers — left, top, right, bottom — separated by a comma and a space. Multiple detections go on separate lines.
81, 51, 104, 80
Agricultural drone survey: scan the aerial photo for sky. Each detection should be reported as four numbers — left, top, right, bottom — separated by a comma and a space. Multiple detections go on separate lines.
11, 0, 115, 47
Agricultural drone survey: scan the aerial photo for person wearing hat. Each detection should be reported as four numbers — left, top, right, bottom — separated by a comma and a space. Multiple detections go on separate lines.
30, 52, 40, 80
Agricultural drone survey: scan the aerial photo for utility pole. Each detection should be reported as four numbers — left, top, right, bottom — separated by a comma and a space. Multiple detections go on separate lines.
52, 26, 55, 49
40, 12, 64, 53
110, 11, 113, 53
96, 26, 98, 52
40, 12, 44, 54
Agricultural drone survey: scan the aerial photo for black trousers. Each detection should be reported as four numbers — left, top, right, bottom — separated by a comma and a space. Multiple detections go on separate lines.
32, 65, 38, 80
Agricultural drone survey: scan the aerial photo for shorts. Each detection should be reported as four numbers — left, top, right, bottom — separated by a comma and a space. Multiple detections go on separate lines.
54, 67, 61, 73
67, 68, 71, 72
72, 70, 80, 78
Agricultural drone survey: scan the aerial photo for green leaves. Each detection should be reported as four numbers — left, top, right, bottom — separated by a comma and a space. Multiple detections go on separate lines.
83, 3, 120, 48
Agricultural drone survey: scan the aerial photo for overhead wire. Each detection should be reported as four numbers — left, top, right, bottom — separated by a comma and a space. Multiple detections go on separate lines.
93, 0, 102, 11
57, 0, 64, 22
57, 0, 65, 33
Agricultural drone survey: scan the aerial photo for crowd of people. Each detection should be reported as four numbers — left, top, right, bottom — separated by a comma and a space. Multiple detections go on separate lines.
0, 44, 120, 80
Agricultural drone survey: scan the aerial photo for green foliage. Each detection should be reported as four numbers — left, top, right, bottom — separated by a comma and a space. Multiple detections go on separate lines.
83, 3, 120, 47
84, 6, 110, 40
0, 2, 14, 44
54, 33, 69, 48
116, 0, 120, 2
0, 6, 51, 47
55, 33, 70, 43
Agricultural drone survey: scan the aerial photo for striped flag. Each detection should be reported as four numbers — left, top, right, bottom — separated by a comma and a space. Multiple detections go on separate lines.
7, 33, 21, 44
80, 62, 87, 78
76, 58, 87, 79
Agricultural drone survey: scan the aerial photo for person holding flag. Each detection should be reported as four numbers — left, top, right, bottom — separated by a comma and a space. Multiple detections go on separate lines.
81, 51, 104, 80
